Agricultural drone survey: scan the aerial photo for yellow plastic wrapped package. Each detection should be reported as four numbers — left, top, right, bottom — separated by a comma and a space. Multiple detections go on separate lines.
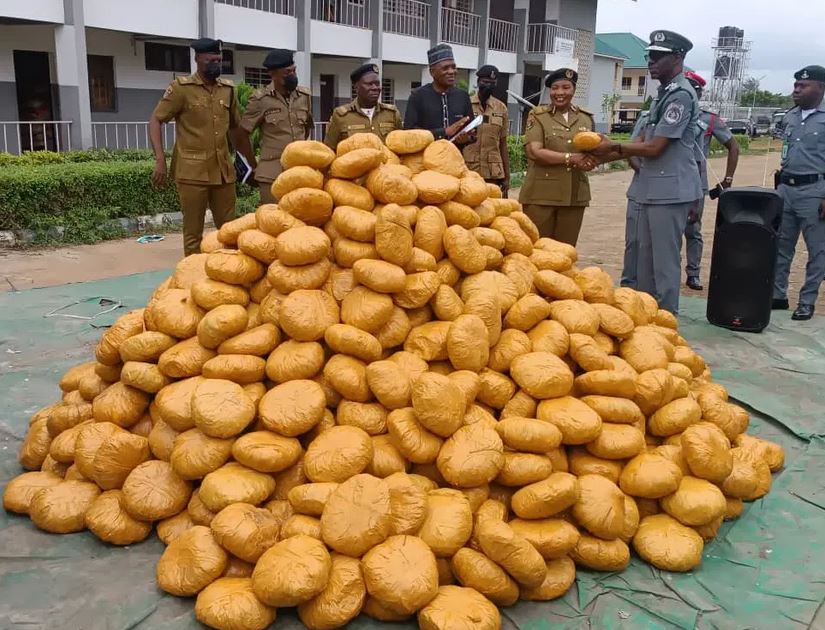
387, 407, 443, 464
422, 139, 466, 178
92, 382, 151, 428
85, 489, 153, 545
648, 396, 702, 436
496, 453, 553, 487
298, 553, 367, 630
158, 338, 217, 379
231, 431, 302, 473
320, 474, 392, 556
511, 472, 580, 519
89, 429, 151, 490
18, 418, 52, 471
443, 225, 487, 274
252, 535, 332, 606
95, 310, 145, 366
384, 472, 428, 535
411, 372, 466, 438
450, 547, 518, 606
154, 376, 203, 431
418, 489, 473, 557
278, 289, 340, 341
189, 488, 218, 526
476, 519, 547, 588
572, 474, 626, 540
273, 164, 324, 198
418, 585, 501, 630
509, 518, 581, 560
548, 299, 600, 335
278, 188, 335, 225
680, 422, 733, 483
217, 323, 279, 356
436, 423, 504, 488
585, 423, 645, 460
266, 339, 324, 383
29, 480, 101, 533
568, 333, 612, 372
259, 379, 326, 437
519, 556, 577, 602
619, 453, 683, 498
367, 164, 418, 205
195, 577, 276, 630
568, 448, 623, 483
570, 535, 630, 572
275, 226, 331, 266
660, 476, 727, 526
720, 451, 760, 499
445, 314, 489, 372
288, 483, 339, 516
205, 250, 265, 286
3, 471, 62, 514
192, 379, 256, 438
256, 204, 305, 237
202, 354, 266, 385
495, 417, 562, 453
511, 352, 575, 400
119, 331, 178, 363
366, 361, 411, 409
121, 460, 192, 521
330, 147, 384, 179
210, 502, 281, 563
632, 514, 704, 572
199, 463, 276, 512
386, 129, 434, 154
157, 525, 228, 596
537, 396, 602, 445
304, 425, 373, 482
157, 510, 196, 545
342, 285, 395, 333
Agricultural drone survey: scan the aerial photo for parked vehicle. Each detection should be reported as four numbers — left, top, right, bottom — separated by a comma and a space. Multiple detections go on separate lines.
611, 121, 635, 134
771, 111, 787, 138
753, 116, 771, 136
726, 119, 754, 137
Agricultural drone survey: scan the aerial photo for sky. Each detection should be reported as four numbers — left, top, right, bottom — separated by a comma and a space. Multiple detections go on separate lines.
595, 0, 825, 93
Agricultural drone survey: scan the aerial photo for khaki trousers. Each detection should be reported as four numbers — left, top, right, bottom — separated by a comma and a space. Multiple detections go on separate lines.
177, 181, 237, 256
258, 181, 276, 205
522, 204, 586, 246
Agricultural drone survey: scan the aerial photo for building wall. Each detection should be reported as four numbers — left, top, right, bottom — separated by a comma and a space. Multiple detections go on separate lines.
619, 67, 653, 111
588, 55, 622, 132
0, 25, 58, 120
84, 0, 199, 39
0, 0, 64, 24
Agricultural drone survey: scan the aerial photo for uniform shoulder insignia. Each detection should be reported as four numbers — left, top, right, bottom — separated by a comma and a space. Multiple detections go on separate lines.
381, 102, 398, 112
296, 86, 312, 96
577, 106, 593, 117
532, 105, 549, 115
334, 105, 349, 116
176, 75, 195, 85
217, 77, 235, 87
250, 86, 268, 100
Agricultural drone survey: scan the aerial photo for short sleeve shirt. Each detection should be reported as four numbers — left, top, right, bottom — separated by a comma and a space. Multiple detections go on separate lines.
780, 104, 825, 175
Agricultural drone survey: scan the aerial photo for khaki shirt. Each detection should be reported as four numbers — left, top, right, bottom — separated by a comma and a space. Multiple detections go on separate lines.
519, 105, 594, 207
323, 100, 402, 151
241, 83, 313, 182
153, 73, 240, 185
463, 94, 509, 180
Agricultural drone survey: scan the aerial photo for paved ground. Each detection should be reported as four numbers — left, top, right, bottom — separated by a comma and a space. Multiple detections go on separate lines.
2, 151, 820, 314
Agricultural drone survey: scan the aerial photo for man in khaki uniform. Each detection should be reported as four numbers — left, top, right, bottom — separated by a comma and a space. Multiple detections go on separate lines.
463, 65, 510, 195
235, 49, 313, 204
324, 63, 402, 151
149, 38, 241, 256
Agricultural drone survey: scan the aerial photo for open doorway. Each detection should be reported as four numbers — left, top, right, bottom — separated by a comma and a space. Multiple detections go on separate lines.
13, 50, 56, 151
319, 74, 335, 123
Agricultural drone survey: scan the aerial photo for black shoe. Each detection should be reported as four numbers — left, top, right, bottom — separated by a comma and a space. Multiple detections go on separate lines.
792, 304, 815, 320
771, 298, 789, 310
686, 276, 703, 291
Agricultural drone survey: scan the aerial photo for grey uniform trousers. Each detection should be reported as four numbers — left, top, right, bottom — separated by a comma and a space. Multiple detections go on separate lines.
773, 182, 825, 307
683, 196, 705, 277
621, 199, 694, 314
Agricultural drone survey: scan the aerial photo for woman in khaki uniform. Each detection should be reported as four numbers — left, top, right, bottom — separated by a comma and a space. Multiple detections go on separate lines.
519, 68, 597, 246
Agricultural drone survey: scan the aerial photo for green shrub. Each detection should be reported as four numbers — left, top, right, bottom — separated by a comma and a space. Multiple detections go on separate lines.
507, 135, 527, 177
710, 133, 749, 153
0, 148, 159, 168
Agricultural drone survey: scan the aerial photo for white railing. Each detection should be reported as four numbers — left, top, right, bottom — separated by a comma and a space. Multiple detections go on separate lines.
509, 116, 523, 136
440, 6, 481, 47
311, 0, 370, 29
0, 121, 72, 155
91, 122, 176, 151
312, 122, 329, 142
383, 0, 429, 39
488, 18, 519, 53
214, 0, 295, 14
526, 22, 578, 55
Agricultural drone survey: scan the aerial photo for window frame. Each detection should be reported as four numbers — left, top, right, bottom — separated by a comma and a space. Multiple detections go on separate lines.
144, 42, 191, 73
87, 54, 117, 113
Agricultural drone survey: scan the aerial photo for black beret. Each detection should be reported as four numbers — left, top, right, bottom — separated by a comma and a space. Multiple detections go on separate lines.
795, 65, 825, 82
428, 43, 454, 66
351, 63, 380, 83
191, 38, 222, 54
476, 65, 499, 80
545, 68, 578, 87
263, 49, 295, 70
646, 30, 693, 55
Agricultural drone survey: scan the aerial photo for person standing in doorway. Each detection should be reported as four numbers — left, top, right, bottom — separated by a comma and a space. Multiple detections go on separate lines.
404, 43, 474, 145
235, 49, 313, 204
323, 63, 402, 151
519, 68, 597, 246
463, 65, 511, 196
771, 65, 825, 321
588, 31, 703, 315
149, 38, 241, 256
683, 70, 739, 291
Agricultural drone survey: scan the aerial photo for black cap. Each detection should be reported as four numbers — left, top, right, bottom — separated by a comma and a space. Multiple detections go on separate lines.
476, 65, 499, 80
263, 49, 295, 70
646, 30, 693, 55
428, 43, 454, 66
351, 63, 380, 83
795, 65, 825, 82
545, 68, 578, 87
191, 38, 222, 54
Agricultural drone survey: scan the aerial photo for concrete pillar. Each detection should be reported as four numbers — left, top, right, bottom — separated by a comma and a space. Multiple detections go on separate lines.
296, 0, 312, 89
370, 0, 383, 64
476, 0, 490, 71
199, 0, 215, 38
55, 0, 92, 149
508, 72, 525, 133
429, 0, 443, 47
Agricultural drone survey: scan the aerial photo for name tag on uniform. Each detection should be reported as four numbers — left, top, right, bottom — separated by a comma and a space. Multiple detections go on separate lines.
578, 126, 588, 131
378, 122, 395, 129
348, 124, 367, 130
781, 141, 789, 160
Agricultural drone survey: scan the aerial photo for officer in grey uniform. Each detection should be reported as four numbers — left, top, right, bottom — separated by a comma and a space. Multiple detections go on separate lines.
683, 71, 739, 291
620, 110, 649, 288
772, 65, 825, 321
590, 30, 703, 314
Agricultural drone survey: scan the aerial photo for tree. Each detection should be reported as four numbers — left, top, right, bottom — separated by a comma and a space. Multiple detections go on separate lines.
739, 76, 794, 109
601, 93, 621, 124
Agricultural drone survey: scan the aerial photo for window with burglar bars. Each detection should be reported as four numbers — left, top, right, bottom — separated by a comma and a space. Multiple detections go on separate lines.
244, 67, 270, 88
350, 78, 394, 104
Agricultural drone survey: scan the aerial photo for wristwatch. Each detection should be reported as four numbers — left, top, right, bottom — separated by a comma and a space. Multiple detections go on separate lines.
723, 176, 733, 186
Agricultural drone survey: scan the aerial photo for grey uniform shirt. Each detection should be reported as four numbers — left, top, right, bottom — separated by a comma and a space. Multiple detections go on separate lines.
627, 73, 703, 205
781, 103, 825, 175
694, 110, 734, 192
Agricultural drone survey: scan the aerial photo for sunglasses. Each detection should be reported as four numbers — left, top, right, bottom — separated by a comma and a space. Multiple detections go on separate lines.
645, 51, 674, 63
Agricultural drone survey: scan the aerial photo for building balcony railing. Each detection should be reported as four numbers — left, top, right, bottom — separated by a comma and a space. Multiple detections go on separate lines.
383, 0, 430, 39
525, 22, 578, 56
312, 122, 329, 142
440, 6, 480, 48
311, 0, 370, 29
637, 86, 646, 97
214, 0, 295, 15
92, 122, 176, 151
0, 121, 72, 155
488, 17, 519, 53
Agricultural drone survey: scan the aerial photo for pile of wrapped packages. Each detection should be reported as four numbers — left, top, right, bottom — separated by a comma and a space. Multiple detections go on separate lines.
3, 130, 784, 630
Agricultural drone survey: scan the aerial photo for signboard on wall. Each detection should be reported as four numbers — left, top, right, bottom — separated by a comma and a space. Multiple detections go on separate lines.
554, 38, 575, 56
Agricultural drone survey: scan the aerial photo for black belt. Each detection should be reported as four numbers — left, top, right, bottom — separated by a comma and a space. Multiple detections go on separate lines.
779, 172, 825, 186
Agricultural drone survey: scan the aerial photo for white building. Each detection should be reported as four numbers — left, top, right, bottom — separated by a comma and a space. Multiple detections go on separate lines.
0, 0, 606, 154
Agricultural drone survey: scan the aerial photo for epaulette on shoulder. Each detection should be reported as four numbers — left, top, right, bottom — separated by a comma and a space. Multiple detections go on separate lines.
176, 75, 196, 85
296, 86, 312, 96
334, 105, 349, 116
532, 105, 549, 115
217, 77, 235, 87
576, 106, 593, 116
381, 102, 398, 112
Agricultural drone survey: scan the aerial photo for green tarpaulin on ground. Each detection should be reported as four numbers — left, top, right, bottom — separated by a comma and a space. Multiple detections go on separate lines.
1, 272, 824, 630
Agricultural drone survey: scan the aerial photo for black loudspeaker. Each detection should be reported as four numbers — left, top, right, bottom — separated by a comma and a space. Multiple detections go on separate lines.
706, 187, 783, 333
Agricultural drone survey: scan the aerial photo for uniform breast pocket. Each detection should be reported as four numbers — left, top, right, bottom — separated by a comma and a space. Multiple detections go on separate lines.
490, 114, 504, 127
647, 175, 678, 200
264, 110, 282, 125
802, 126, 825, 150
